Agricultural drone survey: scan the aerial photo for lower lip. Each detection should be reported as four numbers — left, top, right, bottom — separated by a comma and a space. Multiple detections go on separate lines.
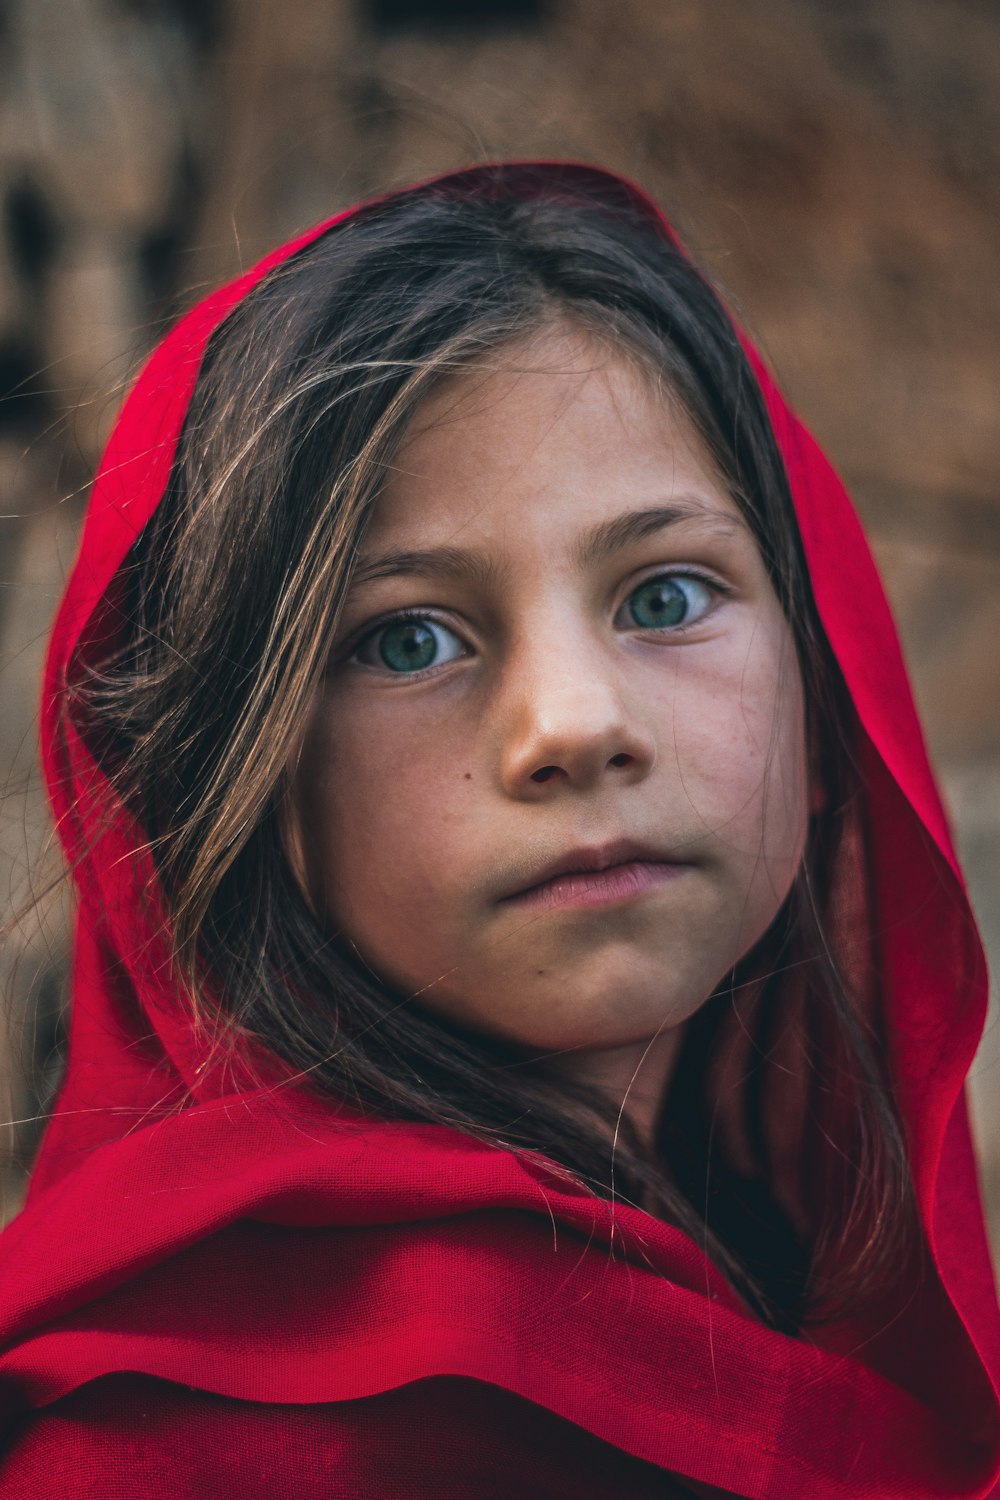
504, 860, 687, 911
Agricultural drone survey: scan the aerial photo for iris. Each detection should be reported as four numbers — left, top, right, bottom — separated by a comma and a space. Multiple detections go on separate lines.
378, 619, 440, 672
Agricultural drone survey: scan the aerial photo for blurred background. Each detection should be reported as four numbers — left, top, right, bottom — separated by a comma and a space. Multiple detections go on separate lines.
1, 0, 998, 1260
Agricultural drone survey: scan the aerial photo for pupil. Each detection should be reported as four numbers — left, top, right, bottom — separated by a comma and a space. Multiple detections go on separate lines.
631, 579, 686, 628
380, 621, 437, 672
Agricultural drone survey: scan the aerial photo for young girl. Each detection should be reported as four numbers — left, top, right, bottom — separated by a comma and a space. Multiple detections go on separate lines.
0, 161, 997, 1498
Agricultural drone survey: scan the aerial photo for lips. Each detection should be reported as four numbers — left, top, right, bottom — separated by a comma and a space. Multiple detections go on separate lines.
501, 838, 682, 900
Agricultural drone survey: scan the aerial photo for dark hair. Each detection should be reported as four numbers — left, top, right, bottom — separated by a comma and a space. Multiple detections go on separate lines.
74, 171, 916, 1330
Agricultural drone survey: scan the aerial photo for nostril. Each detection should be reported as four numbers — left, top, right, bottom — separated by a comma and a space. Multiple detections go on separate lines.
531, 765, 560, 783
609, 753, 632, 767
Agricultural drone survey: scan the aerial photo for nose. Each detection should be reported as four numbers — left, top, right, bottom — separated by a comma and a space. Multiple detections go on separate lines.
497, 632, 656, 799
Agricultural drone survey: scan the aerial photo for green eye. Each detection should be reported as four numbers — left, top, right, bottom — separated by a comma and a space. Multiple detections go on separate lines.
627, 574, 713, 630
356, 616, 465, 674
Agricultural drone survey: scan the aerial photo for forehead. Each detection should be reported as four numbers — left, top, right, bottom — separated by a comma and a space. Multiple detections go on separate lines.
367, 327, 745, 555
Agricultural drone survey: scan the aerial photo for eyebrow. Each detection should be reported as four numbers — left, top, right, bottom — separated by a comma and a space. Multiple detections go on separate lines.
351, 500, 745, 589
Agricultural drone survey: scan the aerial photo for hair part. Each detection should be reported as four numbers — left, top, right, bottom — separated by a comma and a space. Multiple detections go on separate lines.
71, 176, 917, 1330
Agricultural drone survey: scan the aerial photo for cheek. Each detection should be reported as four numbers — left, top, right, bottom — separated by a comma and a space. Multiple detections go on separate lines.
295, 693, 472, 969
663, 629, 809, 897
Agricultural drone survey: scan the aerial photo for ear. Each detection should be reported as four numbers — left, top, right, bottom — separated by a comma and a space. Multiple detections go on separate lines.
281, 729, 324, 920
808, 739, 829, 816
281, 792, 319, 916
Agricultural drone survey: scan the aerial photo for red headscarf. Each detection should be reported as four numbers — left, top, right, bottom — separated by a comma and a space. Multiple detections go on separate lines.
1, 163, 997, 1498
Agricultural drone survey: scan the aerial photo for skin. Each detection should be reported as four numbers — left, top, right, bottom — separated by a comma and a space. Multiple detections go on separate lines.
290, 324, 810, 1144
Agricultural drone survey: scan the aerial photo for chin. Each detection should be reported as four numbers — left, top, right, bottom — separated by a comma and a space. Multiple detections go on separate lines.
488, 991, 704, 1056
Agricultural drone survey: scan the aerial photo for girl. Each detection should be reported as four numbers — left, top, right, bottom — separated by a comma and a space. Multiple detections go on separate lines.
0, 161, 997, 1498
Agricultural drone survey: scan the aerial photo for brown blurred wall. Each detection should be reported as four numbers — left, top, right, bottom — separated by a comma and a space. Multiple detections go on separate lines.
2, 0, 998, 1253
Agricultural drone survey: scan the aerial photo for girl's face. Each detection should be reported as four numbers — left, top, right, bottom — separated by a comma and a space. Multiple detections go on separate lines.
292, 326, 809, 1102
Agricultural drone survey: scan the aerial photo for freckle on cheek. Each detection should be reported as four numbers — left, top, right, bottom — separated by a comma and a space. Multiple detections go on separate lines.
463, 772, 472, 781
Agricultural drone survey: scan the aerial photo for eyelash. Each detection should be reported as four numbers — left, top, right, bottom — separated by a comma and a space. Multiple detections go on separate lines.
346, 568, 729, 678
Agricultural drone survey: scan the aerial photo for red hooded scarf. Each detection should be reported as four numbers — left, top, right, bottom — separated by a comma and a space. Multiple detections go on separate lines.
0, 163, 998, 1498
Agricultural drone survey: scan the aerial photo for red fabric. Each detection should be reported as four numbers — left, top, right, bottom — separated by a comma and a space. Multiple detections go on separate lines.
1, 161, 998, 1497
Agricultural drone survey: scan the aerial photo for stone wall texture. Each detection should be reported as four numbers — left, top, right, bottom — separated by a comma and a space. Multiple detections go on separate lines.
2, 0, 998, 1260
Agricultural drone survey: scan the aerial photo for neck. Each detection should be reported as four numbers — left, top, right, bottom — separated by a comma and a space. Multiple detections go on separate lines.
549, 1024, 685, 1153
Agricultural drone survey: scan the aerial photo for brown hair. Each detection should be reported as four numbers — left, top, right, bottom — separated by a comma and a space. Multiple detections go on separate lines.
73, 173, 916, 1330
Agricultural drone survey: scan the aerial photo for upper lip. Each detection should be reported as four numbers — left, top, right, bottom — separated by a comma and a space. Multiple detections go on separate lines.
502, 838, 682, 899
